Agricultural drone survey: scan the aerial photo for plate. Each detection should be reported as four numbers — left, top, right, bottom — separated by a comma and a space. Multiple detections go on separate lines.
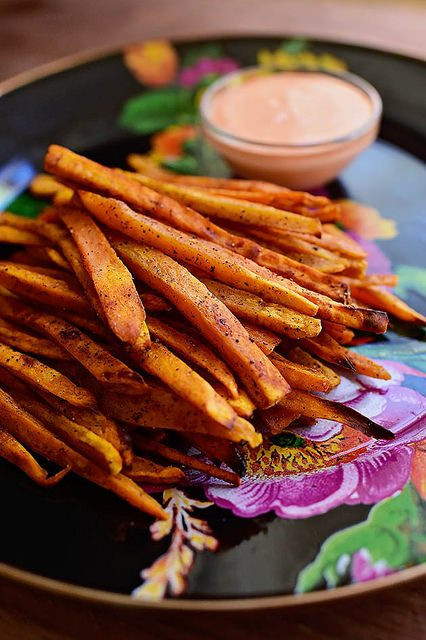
0, 36, 425, 613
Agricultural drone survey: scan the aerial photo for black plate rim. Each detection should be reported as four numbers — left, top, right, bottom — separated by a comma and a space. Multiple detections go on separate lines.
0, 34, 425, 609
0, 31, 424, 97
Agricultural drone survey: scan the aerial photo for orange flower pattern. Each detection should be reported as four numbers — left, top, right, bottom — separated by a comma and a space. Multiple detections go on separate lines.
124, 40, 178, 87
339, 199, 397, 240
132, 489, 217, 600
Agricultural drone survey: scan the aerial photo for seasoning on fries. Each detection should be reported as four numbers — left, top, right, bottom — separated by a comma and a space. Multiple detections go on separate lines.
0, 142, 424, 521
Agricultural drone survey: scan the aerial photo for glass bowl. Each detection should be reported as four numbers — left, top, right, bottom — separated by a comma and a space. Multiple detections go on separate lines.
200, 67, 382, 190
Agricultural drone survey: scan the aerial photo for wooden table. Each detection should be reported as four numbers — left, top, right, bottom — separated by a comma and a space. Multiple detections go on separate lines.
0, 569, 425, 640
0, 0, 425, 81
0, 1, 425, 638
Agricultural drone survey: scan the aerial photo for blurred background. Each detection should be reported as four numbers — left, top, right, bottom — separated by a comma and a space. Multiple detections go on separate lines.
0, 0, 425, 82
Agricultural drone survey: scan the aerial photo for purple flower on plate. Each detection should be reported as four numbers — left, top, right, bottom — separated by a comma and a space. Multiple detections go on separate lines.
178, 57, 239, 88
348, 231, 392, 275
205, 360, 426, 519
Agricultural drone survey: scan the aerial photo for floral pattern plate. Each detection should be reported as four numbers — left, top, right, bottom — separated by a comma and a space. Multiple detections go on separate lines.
0, 36, 425, 606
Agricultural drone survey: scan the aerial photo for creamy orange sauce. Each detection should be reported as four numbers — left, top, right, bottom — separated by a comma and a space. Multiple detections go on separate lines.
209, 72, 373, 145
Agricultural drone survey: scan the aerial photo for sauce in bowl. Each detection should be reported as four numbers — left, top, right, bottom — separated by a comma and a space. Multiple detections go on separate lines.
201, 69, 382, 189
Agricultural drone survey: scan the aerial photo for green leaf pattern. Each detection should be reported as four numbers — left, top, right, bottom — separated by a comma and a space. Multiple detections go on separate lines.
296, 485, 426, 592
119, 87, 197, 135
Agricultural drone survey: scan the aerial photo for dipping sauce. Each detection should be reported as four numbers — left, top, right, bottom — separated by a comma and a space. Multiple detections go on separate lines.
201, 69, 382, 189
209, 72, 373, 146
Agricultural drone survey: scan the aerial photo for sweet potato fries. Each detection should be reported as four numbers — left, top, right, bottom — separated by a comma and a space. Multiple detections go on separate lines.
0, 143, 424, 521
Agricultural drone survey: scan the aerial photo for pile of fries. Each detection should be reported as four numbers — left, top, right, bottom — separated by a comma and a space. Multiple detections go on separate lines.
0, 145, 424, 521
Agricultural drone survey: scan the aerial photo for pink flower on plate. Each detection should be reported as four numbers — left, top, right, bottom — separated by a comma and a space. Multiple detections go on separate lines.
349, 548, 395, 583
205, 360, 426, 519
178, 57, 239, 88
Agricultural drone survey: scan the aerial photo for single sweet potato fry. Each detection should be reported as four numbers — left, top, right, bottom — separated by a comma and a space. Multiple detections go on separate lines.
124, 455, 185, 484
242, 225, 350, 265
180, 433, 240, 471
301, 333, 358, 371
179, 188, 339, 221
31, 313, 147, 391
212, 385, 255, 418
301, 331, 391, 380
139, 291, 171, 312
343, 349, 392, 380
258, 406, 301, 435
280, 250, 349, 274
127, 154, 339, 217
194, 188, 281, 204
128, 154, 334, 204
0, 315, 70, 360
8, 247, 53, 267
44, 247, 71, 270
0, 262, 90, 312
239, 320, 281, 355
35, 219, 106, 320
0, 425, 69, 486
112, 238, 289, 408
0, 225, 45, 246
200, 277, 322, 339
0, 212, 44, 233
30, 173, 73, 204
352, 284, 426, 325
147, 315, 238, 398
358, 274, 399, 287
286, 346, 341, 390
3, 261, 75, 282
0, 342, 96, 407
296, 286, 389, 333
293, 228, 367, 259
128, 173, 322, 234
133, 434, 241, 485
270, 353, 331, 392
131, 340, 241, 430
59, 207, 148, 345
321, 320, 354, 345
279, 389, 394, 440
60, 310, 106, 338
196, 190, 339, 221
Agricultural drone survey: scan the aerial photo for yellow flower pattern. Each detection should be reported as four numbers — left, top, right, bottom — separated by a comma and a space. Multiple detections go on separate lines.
245, 433, 347, 477
257, 48, 347, 73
